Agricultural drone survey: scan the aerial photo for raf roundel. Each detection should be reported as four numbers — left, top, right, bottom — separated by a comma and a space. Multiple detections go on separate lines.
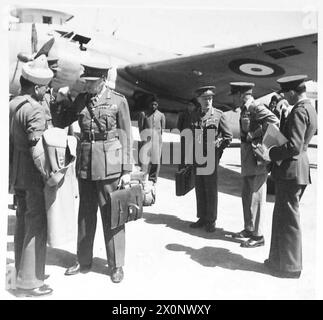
229, 58, 285, 78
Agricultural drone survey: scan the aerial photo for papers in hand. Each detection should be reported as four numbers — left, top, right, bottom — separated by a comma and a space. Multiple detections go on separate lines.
262, 123, 288, 166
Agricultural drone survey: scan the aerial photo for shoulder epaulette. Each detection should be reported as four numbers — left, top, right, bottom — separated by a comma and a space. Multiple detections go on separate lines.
111, 90, 125, 98
214, 107, 223, 115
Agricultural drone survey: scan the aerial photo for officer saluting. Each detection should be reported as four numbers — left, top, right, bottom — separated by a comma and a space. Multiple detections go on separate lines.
62, 62, 133, 283
9, 55, 54, 297
190, 86, 232, 232
254, 75, 317, 278
230, 82, 279, 248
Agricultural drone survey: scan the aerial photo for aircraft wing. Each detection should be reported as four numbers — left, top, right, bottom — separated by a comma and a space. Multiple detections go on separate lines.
118, 33, 317, 109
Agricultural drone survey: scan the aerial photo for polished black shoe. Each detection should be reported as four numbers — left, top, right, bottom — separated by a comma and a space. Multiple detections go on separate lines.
190, 219, 206, 229
64, 262, 91, 276
15, 284, 53, 298
111, 267, 124, 283
232, 229, 253, 239
241, 237, 265, 248
205, 222, 216, 233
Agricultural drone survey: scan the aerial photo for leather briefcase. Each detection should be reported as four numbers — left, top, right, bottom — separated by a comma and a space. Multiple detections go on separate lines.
110, 184, 143, 229
175, 165, 195, 196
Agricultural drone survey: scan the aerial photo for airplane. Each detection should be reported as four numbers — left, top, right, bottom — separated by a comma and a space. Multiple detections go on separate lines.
9, 6, 318, 138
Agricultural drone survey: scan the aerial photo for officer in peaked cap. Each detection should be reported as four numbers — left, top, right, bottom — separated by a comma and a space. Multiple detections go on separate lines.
9, 54, 54, 297
230, 81, 279, 248
62, 60, 133, 283
195, 85, 216, 97
254, 75, 317, 278
276, 74, 307, 94
189, 85, 232, 232
229, 82, 255, 96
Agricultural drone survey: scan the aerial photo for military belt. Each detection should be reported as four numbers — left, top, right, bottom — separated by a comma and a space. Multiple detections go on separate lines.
81, 131, 118, 142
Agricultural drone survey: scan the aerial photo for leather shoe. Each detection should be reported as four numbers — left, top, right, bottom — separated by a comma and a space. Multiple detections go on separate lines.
64, 262, 91, 276
232, 229, 253, 239
15, 284, 53, 297
205, 222, 216, 233
111, 267, 124, 283
241, 237, 264, 248
190, 219, 206, 229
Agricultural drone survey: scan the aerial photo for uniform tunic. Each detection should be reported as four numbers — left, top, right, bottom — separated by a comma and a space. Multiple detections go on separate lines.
9, 94, 48, 289
268, 99, 317, 272
61, 88, 133, 268
192, 107, 232, 223
239, 98, 279, 236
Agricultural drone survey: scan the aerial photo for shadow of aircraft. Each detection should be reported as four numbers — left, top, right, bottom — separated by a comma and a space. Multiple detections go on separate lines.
166, 243, 270, 275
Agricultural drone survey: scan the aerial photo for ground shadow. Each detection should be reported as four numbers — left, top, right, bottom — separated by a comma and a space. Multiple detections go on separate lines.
217, 166, 242, 198
166, 243, 270, 275
46, 247, 109, 276
143, 212, 243, 244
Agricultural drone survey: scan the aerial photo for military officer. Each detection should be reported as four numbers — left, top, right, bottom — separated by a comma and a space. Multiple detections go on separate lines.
177, 98, 200, 169
230, 82, 279, 247
138, 95, 165, 184
9, 55, 54, 297
189, 86, 232, 232
254, 75, 317, 278
63, 62, 133, 283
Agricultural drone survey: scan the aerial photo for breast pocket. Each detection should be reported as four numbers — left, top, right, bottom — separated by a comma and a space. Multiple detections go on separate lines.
104, 140, 122, 176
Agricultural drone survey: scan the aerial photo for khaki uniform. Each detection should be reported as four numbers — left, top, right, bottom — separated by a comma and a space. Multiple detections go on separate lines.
10, 94, 48, 289
61, 88, 133, 268
239, 99, 279, 237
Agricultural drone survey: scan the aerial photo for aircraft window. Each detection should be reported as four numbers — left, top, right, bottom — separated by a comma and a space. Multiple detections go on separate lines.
264, 46, 302, 59
43, 16, 53, 24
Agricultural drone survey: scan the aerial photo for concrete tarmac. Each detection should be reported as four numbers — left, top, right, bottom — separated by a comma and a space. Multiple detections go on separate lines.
4, 142, 318, 300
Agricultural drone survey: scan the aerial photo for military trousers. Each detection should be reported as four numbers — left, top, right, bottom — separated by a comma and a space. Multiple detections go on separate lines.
268, 179, 306, 272
241, 173, 267, 237
77, 178, 125, 268
14, 187, 47, 289
195, 166, 218, 223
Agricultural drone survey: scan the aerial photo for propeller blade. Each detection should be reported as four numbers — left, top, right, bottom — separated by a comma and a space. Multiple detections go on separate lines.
34, 37, 55, 59
10, 59, 20, 84
31, 23, 38, 54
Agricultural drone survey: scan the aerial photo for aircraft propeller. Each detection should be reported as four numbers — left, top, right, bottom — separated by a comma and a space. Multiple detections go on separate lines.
11, 24, 55, 86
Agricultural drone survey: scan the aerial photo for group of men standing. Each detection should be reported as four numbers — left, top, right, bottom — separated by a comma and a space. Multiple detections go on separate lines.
8, 51, 317, 297
179, 77, 317, 280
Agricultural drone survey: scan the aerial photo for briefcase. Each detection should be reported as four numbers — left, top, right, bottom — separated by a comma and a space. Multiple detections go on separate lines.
175, 165, 195, 196
110, 184, 143, 229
